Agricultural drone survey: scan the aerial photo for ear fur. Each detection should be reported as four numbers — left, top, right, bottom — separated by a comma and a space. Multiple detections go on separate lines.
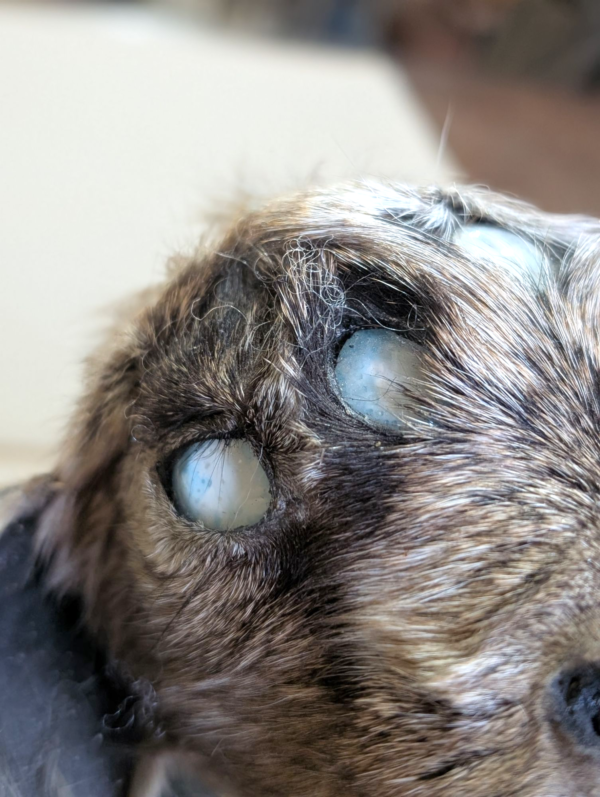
28, 293, 153, 636
0, 476, 59, 533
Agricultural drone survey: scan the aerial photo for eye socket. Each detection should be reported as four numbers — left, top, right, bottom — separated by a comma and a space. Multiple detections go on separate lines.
453, 224, 543, 281
171, 439, 271, 531
334, 328, 424, 429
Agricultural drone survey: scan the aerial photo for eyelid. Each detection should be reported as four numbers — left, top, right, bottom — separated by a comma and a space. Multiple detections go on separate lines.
156, 412, 234, 457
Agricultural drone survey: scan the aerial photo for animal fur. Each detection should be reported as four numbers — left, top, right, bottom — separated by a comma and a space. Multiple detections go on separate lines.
26, 182, 600, 795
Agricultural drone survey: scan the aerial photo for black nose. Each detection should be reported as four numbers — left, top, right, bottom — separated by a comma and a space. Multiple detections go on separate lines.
552, 664, 600, 747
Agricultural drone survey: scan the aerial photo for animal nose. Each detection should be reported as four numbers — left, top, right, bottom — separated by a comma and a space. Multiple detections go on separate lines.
552, 664, 600, 747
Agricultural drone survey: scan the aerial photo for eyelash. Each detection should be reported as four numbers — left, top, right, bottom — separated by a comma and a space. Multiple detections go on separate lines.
158, 431, 235, 500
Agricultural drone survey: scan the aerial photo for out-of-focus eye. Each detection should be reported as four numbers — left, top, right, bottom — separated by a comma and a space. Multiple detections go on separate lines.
172, 439, 271, 530
454, 224, 544, 281
334, 328, 424, 429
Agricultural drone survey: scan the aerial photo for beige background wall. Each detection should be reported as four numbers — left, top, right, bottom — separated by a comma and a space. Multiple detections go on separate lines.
0, 3, 458, 485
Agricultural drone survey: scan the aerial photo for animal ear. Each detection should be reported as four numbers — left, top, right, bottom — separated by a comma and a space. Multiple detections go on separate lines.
29, 332, 142, 620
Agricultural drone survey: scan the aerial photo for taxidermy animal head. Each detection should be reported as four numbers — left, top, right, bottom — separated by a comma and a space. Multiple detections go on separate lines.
29, 182, 600, 796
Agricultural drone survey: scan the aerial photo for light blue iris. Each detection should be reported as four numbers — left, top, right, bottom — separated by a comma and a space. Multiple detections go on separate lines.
335, 328, 423, 429
454, 224, 544, 282
172, 439, 271, 530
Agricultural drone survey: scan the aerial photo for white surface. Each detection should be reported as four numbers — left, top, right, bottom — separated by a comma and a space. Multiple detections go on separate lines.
0, 3, 457, 484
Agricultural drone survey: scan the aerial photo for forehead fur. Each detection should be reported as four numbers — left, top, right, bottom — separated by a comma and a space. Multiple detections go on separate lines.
133, 182, 600, 452
38, 182, 600, 796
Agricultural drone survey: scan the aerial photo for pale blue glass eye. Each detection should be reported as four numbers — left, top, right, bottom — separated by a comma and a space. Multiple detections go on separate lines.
172, 439, 271, 530
335, 328, 423, 429
454, 224, 543, 282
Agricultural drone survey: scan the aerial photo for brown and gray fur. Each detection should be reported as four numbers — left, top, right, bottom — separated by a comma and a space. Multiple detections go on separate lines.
25, 182, 600, 795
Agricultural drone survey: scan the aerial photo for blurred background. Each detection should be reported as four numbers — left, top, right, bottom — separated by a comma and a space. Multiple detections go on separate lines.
1, 0, 600, 485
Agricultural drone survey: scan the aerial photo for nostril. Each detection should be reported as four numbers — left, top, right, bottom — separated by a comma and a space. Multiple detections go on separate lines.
552, 665, 600, 748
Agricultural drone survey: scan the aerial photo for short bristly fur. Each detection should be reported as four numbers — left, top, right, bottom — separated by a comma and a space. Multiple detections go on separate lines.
29, 182, 600, 795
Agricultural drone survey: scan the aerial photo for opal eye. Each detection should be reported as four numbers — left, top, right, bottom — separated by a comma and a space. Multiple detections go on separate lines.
454, 224, 543, 281
172, 439, 271, 530
335, 328, 423, 429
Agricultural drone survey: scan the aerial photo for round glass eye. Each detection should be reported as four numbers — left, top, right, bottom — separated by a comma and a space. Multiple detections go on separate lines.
334, 328, 423, 429
454, 224, 543, 282
172, 439, 271, 531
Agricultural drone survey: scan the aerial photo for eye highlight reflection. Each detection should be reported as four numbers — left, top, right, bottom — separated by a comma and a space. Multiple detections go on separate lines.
334, 328, 424, 430
172, 439, 271, 531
